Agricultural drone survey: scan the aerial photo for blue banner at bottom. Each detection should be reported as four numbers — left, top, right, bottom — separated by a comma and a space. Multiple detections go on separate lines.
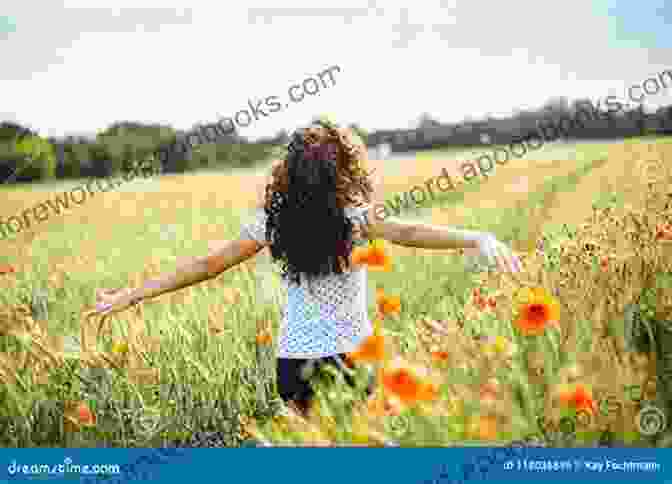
1, 448, 670, 484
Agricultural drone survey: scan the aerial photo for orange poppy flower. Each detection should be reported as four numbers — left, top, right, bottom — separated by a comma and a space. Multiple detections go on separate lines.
367, 240, 392, 271
472, 289, 494, 311
256, 330, 272, 345
558, 384, 595, 414
600, 256, 609, 271
376, 288, 401, 317
417, 381, 439, 401
77, 402, 96, 427
347, 334, 385, 363
656, 224, 672, 240
381, 366, 438, 406
351, 240, 392, 271
351, 246, 370, 265
473, 295, 487, 311
0, 264, 15, 275
431, 350, 450, 363
513, 287, 560, 336
474, 415, 498, 440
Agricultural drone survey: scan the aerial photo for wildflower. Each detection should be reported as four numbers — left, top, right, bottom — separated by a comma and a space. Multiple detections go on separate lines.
347, 334, 385, 363
513, 287, 534, 304
376, 288, 401, 317
381, 363, 438, 406
111, 341, 129, 355
472, 288, 495, 311
0, 264, 15, 275
599, 255, 610, 272
481, 335, 514, 357
557, 383, 596, 414
480, 337, 497, 357
513, 287, 560, 336
474, 295, 488, 311
417, 382, 439, 401
656, 223, 672, 240
350, 411, 371, 444
77, 402, 96, 427
256, 330, 272, 345
431, 350, 450, 363
473, 415, 498, 440
351, 246, 370, 265
493, 335, 509, 353
480, 378, 501, 400
351, 239, 392, 271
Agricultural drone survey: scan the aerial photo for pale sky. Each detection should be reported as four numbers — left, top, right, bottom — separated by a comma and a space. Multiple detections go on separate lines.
1, 0, 671, 140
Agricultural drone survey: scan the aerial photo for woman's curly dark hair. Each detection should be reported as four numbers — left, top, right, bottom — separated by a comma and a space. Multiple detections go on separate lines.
262, 119, 376, 289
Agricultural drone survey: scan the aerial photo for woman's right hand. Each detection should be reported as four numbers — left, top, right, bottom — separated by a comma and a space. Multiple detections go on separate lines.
85, 288, 138, 319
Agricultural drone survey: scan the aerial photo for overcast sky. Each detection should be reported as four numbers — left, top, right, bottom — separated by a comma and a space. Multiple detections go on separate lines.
1, 0, 671, 140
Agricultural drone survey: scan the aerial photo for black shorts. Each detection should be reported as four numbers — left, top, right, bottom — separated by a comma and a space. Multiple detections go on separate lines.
276, 354, 375, 414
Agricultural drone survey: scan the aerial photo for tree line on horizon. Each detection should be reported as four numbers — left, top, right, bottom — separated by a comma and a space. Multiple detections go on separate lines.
1, 96, 670, 185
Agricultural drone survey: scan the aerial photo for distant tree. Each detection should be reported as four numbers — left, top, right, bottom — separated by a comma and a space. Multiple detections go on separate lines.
417, 113, 441, 129
273, 129, 290, 145
13, 135, 56, 181
0, 121, 34, 141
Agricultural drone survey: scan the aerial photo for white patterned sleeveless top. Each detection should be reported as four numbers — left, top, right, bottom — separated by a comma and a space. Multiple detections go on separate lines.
240, 204, 374, 359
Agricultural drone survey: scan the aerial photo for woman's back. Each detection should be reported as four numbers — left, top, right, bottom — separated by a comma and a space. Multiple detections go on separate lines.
241, 203, 374, 359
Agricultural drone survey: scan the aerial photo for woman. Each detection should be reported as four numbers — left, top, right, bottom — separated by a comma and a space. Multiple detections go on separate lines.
87, 118, 520, 416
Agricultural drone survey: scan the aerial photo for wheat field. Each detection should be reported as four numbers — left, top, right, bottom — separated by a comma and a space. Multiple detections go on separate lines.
0, 137, 671, 448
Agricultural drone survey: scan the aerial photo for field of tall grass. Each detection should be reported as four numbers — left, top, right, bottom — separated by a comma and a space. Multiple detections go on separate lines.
0, 137, 670, 448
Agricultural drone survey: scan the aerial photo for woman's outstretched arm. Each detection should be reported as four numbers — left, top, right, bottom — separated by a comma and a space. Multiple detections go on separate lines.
359, 207, 480, 250
90, 238, 263, 316
359, 206, 519, 273
136, 238, 262, 301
